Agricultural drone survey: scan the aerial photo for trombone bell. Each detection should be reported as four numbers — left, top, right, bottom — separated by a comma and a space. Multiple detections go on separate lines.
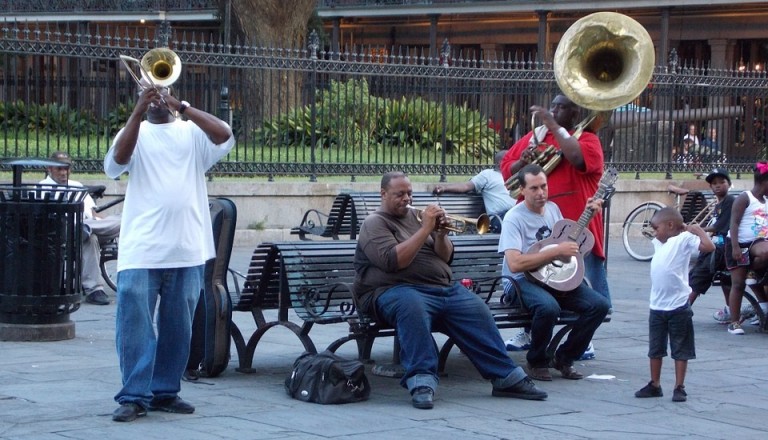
141, 48, 181, 87
119, 48, 182, 90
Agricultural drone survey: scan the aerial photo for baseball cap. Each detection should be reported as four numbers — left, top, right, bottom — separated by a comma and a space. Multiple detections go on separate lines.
705, 167, 730, 185
49, 151, 72, 166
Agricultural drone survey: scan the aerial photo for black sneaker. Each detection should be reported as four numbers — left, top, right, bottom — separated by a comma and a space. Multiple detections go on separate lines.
112, 402, 147, 422
635, 381, 663, 398
411, 386, 434, 409
492, 377, 548, 400
149, 396, 195, 414
85, 290, 110, 305
672, 385, 687, 402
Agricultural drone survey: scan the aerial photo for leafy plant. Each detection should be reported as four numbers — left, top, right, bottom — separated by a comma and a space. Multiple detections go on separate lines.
255, 78, 499, 158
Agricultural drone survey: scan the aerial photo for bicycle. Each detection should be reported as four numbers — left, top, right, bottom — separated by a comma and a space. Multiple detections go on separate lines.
622, 185, 715, 261
86, 185, 124, 291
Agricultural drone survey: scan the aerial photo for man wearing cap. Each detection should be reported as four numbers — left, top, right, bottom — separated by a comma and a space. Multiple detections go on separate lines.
40, 151, 121, 305
688, 168, 737, 309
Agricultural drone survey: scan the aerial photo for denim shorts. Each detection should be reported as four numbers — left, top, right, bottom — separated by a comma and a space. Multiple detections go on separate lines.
724, 238, 766, 270
648, 304, 696, 361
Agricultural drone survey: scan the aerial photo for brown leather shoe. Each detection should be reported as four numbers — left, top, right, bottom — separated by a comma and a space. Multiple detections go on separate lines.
525, 363, 552, 381
553, 359, 584, 380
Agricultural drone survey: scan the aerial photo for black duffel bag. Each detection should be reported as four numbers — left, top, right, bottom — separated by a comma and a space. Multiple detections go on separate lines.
285, 350, 371, 404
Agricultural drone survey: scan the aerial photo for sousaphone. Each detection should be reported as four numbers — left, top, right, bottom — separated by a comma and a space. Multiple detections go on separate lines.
505, 12, 655, 198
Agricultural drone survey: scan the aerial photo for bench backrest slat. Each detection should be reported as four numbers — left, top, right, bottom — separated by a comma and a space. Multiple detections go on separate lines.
346, 192, 486, 238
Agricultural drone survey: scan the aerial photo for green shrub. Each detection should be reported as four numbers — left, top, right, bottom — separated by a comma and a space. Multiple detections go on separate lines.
256, 78, 499, 158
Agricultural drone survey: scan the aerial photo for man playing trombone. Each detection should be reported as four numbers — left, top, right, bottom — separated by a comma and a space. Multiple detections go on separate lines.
105, 72, 235, 422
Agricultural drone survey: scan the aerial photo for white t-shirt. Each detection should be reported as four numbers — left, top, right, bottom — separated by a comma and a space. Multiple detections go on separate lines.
649, 231, 700, 311
499, 200, 562, 281
104, 118, 235, 271
39, 176, 96, 219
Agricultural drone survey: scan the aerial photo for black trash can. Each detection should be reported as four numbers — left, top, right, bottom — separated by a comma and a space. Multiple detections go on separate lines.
0, 183, 87, 341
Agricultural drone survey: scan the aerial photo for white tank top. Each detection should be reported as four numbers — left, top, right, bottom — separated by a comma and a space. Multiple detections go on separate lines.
736, 191, 768, 241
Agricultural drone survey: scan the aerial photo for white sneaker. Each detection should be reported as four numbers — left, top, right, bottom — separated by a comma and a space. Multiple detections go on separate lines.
748, 315, 761, 326
712, 307, 730, 324
505, 329, 531, 351
578, 342, 595, 361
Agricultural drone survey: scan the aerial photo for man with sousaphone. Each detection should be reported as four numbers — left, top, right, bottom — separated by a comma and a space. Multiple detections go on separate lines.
498, 164, 611, 381
499, 11, 656, 355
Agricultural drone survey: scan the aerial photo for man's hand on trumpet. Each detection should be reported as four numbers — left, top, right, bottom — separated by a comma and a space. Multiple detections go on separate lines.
419, 204, 450, 235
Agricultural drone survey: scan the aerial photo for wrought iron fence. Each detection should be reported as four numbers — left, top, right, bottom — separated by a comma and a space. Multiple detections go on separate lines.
0, 0, 218, 12
1, 20, 768, 179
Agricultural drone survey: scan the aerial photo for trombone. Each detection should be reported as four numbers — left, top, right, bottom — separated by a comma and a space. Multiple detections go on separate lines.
407, 205, 491, 235
119, 48, 182, 115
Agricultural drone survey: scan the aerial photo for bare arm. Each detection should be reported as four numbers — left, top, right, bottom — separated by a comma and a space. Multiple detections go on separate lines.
111, 88, 157, 165
163, 93, 233, 144
730, 193, 749, 261
433, 181, 475, 195
686, 224, 716, 253
530, 105, 586, 171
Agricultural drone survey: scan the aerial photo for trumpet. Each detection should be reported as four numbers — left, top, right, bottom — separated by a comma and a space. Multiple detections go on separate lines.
407, 205, 491, 235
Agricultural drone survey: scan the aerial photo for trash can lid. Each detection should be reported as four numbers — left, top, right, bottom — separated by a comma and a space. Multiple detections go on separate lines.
2, 158, 70, 167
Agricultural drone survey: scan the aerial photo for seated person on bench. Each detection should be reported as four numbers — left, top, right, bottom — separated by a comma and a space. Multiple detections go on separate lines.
353, 171, 547, 410
724, 162, 768, 335
432, 149, 514, 233
498, 164, 609, 382
40, 151, 121, 305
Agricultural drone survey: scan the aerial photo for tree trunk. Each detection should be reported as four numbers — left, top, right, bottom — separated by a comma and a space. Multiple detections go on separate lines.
228, 0, 316, 138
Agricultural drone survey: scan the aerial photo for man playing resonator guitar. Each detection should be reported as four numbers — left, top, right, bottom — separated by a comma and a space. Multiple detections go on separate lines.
498, 164, 610, 382
500, 94, 609, 358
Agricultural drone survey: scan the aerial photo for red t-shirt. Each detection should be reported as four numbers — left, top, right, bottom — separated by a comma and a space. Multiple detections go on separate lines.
501, 130, 606, 259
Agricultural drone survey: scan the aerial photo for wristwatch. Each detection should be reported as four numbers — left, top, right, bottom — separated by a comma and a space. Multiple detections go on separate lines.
178, 100, 190, 115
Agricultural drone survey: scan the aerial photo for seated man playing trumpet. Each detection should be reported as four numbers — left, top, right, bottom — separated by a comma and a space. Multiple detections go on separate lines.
498, 164, 609, 381
353, 171, 547, 410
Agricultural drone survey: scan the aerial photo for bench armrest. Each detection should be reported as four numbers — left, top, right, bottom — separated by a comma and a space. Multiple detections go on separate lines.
227, 267, 247, 305
291, 208, 331, 239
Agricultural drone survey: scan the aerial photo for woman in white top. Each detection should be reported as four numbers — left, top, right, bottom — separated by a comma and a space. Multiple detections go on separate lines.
726, 162, 768, 334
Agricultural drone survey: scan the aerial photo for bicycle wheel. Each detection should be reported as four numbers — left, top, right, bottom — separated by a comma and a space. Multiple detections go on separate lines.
100, 240, 119, 291
622, 202, 664, 261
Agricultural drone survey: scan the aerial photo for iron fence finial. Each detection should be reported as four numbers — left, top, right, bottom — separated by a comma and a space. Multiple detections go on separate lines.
309, 30, 320, 59
441, 38, 450, 67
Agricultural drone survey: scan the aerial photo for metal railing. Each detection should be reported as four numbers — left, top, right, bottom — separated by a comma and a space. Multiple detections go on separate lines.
0, 0, 218, 12
1, 21, 767, 179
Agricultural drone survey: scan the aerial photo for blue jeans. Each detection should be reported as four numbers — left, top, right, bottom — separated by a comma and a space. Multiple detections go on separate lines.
585, 252, 612, 308
114, 266, 203, 407
512, 277, 610, 368
375, 283, 526, 394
